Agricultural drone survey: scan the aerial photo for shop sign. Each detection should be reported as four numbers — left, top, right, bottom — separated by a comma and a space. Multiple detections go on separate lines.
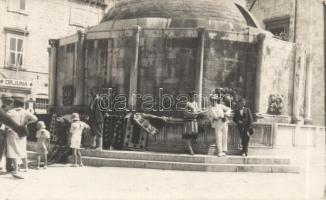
0, 79, 32, 89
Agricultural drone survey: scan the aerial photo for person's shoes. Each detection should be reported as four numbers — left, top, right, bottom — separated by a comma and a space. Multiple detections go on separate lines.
23, 168, 28, 172
241, 152, 247, 157
187, 147, 194, 156
43, 166, 47, 169
95, 147, 102, 151
79, 163, 84, 167
36, 167, 40, 170
189, 149, 194, 156
217, 152, 224, 157
71, 164, 78, 167
11, 171, 24, 179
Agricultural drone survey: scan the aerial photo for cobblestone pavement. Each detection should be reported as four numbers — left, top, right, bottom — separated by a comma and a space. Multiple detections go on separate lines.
0, 164, 324, 200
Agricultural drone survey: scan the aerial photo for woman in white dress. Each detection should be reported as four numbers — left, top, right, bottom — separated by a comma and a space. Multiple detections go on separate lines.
6, 99, 38, 177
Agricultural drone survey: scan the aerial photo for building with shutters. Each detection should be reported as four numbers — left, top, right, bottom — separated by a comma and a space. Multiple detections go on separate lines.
0, 0, 108, 113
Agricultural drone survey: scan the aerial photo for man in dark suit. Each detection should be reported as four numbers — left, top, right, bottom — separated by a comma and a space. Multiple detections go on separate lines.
233, 98, 254, 157
89, 90, 104, 150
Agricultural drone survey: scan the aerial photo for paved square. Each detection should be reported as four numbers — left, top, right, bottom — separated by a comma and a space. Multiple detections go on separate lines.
0, 164, 324, 200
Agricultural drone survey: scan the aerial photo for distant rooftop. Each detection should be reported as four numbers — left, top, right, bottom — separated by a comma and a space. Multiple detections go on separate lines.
101, 0, 258, 29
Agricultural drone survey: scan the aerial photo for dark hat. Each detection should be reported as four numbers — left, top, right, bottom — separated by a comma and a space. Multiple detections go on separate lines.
1, 93, 13, 101
13, 98, 25, 107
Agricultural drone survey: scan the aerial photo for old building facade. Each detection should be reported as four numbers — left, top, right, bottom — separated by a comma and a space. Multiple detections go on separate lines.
247, 0, 326, 125
49, 0, 311, 152
0, 0, 108, 113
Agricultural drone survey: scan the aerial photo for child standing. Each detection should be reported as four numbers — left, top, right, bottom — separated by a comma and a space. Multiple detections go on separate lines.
69, 113, 90, 167
36, 121, 50, 169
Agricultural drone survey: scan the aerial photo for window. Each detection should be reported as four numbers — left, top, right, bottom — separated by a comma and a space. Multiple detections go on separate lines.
34, 98, 49, 110
7, 0, 27, 14
5, 33, 25, 68
265, 18, 290, 41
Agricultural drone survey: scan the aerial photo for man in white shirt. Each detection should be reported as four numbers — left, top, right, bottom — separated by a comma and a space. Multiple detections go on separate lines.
207, 95, 232, 157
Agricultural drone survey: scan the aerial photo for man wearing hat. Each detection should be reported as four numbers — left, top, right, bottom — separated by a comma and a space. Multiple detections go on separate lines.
207, 94, 232, 157
69, 113, 90, 167
233, 98, 254, 157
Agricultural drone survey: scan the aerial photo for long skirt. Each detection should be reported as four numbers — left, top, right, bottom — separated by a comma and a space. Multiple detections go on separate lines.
182, 119, 198, 139
7, 131, 27, 159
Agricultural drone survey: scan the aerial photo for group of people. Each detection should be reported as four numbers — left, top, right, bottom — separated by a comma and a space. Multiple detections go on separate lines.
183, 92, 254, 157
0, 94, 52, 179
0, 94, 91, 179
0, 89, 253, 179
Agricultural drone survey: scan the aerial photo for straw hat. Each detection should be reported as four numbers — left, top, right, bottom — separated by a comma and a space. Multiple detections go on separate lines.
71, 113, 80, 121
37, 121, 46, 129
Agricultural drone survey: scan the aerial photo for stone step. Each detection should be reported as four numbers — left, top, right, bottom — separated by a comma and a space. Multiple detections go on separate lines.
71, 156, 300, 173
80, 149, 292, 165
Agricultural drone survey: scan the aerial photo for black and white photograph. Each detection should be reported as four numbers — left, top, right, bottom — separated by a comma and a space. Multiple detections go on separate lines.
0, 0, 325, 199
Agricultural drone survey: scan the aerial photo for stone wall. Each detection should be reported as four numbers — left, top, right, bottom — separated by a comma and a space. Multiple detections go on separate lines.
203, 31, 258, 110
247, 0, 295, 42
81, 29, 261, 113
247, 0, 326, 126
54, 27, 298, 118
256, 35, 295, 117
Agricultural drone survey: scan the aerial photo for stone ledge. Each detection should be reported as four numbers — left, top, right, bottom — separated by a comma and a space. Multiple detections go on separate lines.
67, 156, 300, 173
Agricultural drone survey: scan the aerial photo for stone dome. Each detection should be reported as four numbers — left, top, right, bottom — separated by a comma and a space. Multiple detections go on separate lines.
100, 0, 259, 29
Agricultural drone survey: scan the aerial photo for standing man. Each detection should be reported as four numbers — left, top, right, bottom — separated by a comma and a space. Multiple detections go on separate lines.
233, 98, 254, 157
207, 94, 232, 157
89, 90, 104, 150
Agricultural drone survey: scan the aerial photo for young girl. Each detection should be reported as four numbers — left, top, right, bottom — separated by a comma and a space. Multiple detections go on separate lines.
36, 121, 50, 169
69, 113, 90, 167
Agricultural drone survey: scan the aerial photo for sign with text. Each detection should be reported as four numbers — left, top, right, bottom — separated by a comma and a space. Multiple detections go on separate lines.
0, 79, 32, 89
